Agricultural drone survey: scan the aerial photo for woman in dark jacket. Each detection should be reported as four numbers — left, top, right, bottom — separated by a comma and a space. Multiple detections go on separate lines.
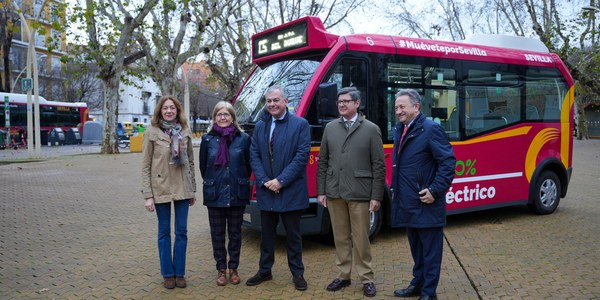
199, 101, 251, 286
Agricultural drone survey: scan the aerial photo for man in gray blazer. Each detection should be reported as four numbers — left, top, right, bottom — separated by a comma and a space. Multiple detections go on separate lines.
316, 87, 386, 297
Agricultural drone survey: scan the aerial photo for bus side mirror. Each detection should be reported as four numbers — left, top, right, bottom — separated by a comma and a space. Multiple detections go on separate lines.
317, 82, 339, 123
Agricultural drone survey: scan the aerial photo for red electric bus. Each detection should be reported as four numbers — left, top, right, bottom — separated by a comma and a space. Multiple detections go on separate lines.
235, 16, 573, 239
1, 92, 89, 144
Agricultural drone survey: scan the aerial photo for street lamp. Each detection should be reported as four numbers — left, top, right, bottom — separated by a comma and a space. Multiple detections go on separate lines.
13, 1, 34, 156
11, 67, 27, 94
11, 54, 47, 93
13, 0, 49, 158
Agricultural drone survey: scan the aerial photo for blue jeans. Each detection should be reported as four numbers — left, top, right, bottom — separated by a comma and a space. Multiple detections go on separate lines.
155, 199, 190, 278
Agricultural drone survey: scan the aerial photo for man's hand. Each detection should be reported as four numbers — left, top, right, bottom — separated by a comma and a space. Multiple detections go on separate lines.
265, 178, 282, 193
369, 199, 380, 212
317, 195, 327, 207
419, 188, 435, 204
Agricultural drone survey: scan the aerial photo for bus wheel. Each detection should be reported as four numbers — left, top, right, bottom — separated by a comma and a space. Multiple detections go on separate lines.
528, 171, 560, 215
368, 208, 383, 241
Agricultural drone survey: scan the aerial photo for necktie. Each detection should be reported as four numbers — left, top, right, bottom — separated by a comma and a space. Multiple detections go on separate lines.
345, 120, 353, 129
397, 125, 409, 154
270, 120, 280, 155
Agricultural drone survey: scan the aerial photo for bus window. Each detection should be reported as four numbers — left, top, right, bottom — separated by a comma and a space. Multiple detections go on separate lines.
57, 110, 80, 127
425, 89, 458, 139
465, 67, 521, 135
464, 86, 521, 135
41, 107, 56, 127
387, 63, 422, 85
384, 62, 423, 141
423, 66, 457, 139
309, 59, 367, 142
526, 68, 568, 121
326, 59, 368, 99
9, 104, 27, 126
425, 67, 456, 87
234, 60, 320, 125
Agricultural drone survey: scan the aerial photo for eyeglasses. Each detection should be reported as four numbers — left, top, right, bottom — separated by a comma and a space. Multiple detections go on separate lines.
336, 99, 357, 106
216, 112, 231, 118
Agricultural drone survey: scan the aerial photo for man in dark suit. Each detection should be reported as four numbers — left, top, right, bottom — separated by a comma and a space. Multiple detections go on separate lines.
391, 89, 455, 300
246, 85, 310, 291
316, 87, 386, 297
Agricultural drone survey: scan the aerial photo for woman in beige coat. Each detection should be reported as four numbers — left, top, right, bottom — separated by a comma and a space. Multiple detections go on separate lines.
141, 95, 196, 289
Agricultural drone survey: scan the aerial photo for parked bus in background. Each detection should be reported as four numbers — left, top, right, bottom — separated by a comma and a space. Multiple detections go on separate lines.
0, 92, 89, 144
235, 17, 573, 239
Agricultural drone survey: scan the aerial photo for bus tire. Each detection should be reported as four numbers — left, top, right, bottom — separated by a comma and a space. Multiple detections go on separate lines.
368, 208, 383, 242
528, 171, 560, 215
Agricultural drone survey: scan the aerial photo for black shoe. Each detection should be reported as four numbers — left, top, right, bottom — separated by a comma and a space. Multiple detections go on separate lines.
293, 275, 307, 291
394, 285, 421, 297
326, 278, 351, 291
418, 296, 437, 300
245, 271, 272, 286
363, 282, 377, 297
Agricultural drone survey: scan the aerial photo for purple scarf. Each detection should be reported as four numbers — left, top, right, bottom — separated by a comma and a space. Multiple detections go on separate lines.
212, 124, 236, 167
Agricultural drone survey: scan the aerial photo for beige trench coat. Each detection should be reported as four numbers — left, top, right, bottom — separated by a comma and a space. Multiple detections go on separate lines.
141, 125, 196, 204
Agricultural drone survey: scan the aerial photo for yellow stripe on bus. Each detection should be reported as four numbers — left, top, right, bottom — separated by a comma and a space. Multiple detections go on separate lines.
451, 127, 532, 146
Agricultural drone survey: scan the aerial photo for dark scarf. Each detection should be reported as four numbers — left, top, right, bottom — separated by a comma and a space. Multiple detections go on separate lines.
212, 123, 237, 167
159, 120, 188, 166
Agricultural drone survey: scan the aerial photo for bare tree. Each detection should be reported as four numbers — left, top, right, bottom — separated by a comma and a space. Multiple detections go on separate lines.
135, 0, 237, 97
177, 79, 222, 131
62, 59, 103, 108
520, 0, 598, 139
70, 0, 158, 153
205, 0, 366, 101
387, 0, 597, 139
0, 0, 21, 92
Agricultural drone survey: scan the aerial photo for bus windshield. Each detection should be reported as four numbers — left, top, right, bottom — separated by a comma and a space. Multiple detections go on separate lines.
234, 59, 320, 124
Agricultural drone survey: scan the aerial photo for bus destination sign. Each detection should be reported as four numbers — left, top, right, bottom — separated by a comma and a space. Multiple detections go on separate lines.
253, 21, 308, 59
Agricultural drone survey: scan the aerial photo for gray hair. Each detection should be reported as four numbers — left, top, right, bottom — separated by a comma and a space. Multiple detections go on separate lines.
265, 85, 287, 98
337, 86, 361, 101
395, 89, 421, 106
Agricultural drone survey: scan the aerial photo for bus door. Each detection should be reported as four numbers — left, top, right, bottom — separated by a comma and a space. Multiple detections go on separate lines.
307, 57, 369, 143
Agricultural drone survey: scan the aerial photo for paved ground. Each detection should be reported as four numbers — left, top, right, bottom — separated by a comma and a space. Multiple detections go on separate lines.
0, 139, 599, 299
0, 144, 103, 160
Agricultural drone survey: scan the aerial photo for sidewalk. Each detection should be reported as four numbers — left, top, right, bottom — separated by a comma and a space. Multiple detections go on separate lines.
0, 139, 599, 299
0, 138, 202, 162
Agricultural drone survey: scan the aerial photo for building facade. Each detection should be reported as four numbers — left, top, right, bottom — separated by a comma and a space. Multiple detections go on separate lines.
90, 61, 222, 130
4, 0, 66, 100
88, 76, 161, 126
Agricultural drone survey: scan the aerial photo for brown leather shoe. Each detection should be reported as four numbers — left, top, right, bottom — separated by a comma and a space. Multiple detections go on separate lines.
163, 277, 176, 289
175, 276, 187, 288
229, 269, 240, 285
216, 269, 227, 286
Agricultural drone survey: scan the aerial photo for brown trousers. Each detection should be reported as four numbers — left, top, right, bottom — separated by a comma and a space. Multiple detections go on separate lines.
328, 198, 374, 283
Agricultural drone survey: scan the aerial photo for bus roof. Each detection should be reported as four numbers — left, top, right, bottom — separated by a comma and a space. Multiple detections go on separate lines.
462, 34, 549, 53
0, 92, 87, 108
251, 16, 573, 84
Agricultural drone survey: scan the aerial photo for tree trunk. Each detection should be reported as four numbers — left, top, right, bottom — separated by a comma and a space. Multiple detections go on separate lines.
161, 75, 179, 97
2, 42, 11, 92
576, 97, 589, 140
101, 76, 121, 154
